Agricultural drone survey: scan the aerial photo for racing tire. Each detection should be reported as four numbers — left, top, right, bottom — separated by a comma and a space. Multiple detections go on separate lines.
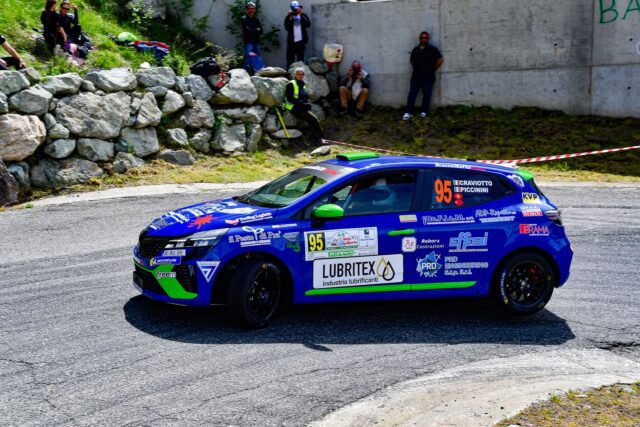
227, 259, 283, 328
491, 253, 555, 316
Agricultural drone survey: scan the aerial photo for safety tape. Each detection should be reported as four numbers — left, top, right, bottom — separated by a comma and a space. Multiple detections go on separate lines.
322, 139, 640, 165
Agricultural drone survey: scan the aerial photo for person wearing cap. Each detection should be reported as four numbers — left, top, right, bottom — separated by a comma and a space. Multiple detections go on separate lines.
283, 67, 324, 146
284, 1, 311, 69
241, 2, 263, 74
402, 31, 443, 121
339, 60, 371, 118
0, 35, 26, 70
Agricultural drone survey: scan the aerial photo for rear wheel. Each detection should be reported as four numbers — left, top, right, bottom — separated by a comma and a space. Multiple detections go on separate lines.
491, 253, 555, 316
227, 259, 282, 328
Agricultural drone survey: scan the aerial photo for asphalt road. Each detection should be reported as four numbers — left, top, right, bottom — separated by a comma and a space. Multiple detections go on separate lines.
1, 184, 639, 426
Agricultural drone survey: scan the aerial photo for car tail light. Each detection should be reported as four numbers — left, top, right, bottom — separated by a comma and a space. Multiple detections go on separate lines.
544, 209, 563, 225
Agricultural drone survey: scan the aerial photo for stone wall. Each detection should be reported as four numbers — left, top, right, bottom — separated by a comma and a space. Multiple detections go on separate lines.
0, 62, 333, 205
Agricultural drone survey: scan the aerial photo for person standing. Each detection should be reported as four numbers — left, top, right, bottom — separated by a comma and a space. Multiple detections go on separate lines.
0, 35, 26, 70
284, 1, 310, 69
241, 2, 263, 74
283, 68, 324, 146
339, 60, 371, 118
402, 31, 443, 120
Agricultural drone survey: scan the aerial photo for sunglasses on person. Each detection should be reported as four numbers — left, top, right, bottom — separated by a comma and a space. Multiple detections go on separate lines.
61, 6, 69, 10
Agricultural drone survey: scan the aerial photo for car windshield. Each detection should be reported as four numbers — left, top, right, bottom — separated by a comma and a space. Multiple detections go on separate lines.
235, 170, 329, 208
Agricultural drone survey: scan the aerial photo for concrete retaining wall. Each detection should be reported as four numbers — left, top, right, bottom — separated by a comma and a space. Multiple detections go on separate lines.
181, 0, 640, 118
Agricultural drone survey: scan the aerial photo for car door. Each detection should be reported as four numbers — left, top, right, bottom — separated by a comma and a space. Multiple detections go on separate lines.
296, 169, 421, 300
414, 168, 517, 295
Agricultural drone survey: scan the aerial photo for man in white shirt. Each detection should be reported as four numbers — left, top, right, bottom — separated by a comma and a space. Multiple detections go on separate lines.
284, 1, 311, 69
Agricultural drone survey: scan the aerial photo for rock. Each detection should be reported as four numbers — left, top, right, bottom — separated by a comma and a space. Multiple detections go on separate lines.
325, 70, 339, 94
41, 73, 83, 95
307, 57, 329, 75
166, 128, 188, 147
0, 92, 7, 113
77, 138, 115, 161
30, 159, 59, 188
7, 162, 29, 190
120, 127, 160, 157
84, 68, 137, 92
21, 68, 41, 84
182, 92, 195, 107
158, 149, 195, 165
113, 152, 145, 173
9, 86, 53, 115
30, 158, 103, 188
0, 114, 46, 161
81, 80, 96, 92
251, 76, 288, 107
246, 124, 262, 153
44, 138, 76, 159
146, 86, 168, 98
0, 71, 30, 96
56, 92, 131, 139
174, 76, 187, 93
210, 69, 258, 105
262, 114, 278, 133
135, 92, 162, 128
114, 139, 129, 153
129, 0, 166, 20
311, 145, 333, 156
215, 105, 267, 124
191, 129, 211, 153
310, 103, 326, 122
185, 75, 212, 101
208, 73, 230, 89
212, 123, 246, 153
287, 62, 329, 101
48, 123, 70, 139
162, 90, 185, 114
256, 67, 287, 77
43, 113, 56, 129
136, 67, 176, 88
0, 159, 19, 205
49, 98, 57, 111
178, 100, 214, 129
282, 110, 298, 127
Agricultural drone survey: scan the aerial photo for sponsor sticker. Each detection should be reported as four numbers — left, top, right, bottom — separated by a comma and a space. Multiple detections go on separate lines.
416, 251, 442, 278
283, 232, 300, 242
162, 249, 187, 257
402, 237, 417, 253
156, 272, 176, 279
220, 208, 256, 215
520, 206, 543, 217
399, 214, 418, 223
228, 226, 281, 247
417, 238, 445, 250
236, 212, 274, 224
522, 192, 541, 204
150, 256, 181, 266
287, 241, 301, 253
519, 224, 550, 236
444, 255, 489, 276
312, 254, 403, 289
197, 261, 220, 283
507, 174, 525, 188
449, 232, 489, 252
188, 214, 215, 231
475, 208, 516, 223
423, 214, 475, 225
272, 223, 298, 229
304, 227, 378, 261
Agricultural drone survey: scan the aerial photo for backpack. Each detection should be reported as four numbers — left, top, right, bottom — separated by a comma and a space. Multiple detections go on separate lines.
190, 57, 221, 80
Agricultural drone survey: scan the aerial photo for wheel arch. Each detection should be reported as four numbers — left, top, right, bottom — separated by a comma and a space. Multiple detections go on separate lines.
210, 251, 294, 305
491, 246, 560, 290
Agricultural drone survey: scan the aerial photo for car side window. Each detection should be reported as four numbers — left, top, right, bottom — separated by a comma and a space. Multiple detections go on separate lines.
306, 171, 417, 217
426, 170, 514, 209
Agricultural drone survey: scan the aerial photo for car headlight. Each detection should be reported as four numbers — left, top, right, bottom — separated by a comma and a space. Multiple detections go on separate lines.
164, 228, 229, 249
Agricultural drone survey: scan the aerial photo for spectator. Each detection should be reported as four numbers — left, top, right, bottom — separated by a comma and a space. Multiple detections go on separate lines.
0, 35, 26, 70
59, 1, 86, 46
339, 60, 370, 118
241, 2, 263, 75
41, 0, 67, 52
284, 1, 310, 69
283, 67, 324, 146
402, 31, 443, 121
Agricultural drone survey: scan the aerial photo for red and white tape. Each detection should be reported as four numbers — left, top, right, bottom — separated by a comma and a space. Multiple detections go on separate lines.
322, 139, 640, 165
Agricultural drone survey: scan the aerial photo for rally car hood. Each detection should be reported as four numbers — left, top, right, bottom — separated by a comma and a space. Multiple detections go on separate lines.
145, 198, 276, 237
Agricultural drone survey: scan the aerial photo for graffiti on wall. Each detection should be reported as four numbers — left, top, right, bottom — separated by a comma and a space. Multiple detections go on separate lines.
599, 0, 640, 24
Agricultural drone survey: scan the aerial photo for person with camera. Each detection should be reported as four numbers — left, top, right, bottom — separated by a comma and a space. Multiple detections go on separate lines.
0, 35, 26, 70
241, 2, 263, 74
283, 67, 324, 146
284, 1, 311, 69
402, 31, 443, 121
339, 60, 371, 118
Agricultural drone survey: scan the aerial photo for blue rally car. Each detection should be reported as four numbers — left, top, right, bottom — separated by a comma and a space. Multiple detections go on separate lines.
133, 153, 573, 328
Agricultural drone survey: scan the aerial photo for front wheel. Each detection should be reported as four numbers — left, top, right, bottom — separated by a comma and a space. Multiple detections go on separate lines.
491, 253, 556, 316
227, 259, 282, 328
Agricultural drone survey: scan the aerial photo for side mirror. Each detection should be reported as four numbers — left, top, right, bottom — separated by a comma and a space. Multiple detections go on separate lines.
312, 204, 344, 220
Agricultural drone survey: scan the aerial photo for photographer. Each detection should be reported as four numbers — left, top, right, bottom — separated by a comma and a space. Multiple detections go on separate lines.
283, 1, 311, 69
339, 60, 370, 118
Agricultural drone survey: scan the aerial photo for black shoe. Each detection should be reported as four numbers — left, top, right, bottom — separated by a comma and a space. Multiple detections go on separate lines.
354, 109, 364, 119
314, 137, 325, 146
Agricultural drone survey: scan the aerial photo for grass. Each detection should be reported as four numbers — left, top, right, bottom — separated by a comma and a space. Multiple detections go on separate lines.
496, 382, 640, 427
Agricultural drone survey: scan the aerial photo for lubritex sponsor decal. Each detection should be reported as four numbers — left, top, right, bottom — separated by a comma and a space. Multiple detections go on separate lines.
304, 227, 378, 261
313, 255, 403, 289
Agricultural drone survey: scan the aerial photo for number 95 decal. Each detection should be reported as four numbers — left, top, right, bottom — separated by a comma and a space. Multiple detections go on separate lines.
307, 232, 325, 252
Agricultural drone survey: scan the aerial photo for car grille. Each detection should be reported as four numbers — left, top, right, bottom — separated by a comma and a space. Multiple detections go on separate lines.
138, 236, 171, 258
174, 265, 197, 294
134, 265, 167, 296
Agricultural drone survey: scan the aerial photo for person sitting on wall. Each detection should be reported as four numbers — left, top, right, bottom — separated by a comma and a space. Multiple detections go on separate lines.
283, 67, 325, 146
241, 1, 264, 75
0, 35, 26, 70
339, 60, 371, 118
41, 0, 67, 52
284, 1, 311, 69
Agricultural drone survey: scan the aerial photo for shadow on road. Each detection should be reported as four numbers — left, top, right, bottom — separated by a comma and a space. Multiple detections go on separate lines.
124, 296, 574, 347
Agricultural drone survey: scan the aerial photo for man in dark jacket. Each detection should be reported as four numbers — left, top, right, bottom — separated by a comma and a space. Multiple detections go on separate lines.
339, 60, 371, 118
0, 35, 26, 70
59, 1, 82, 45
283, 68, 324, 145
402, 31, 443, 120
241, 2, 263, 74
284, 1, 311, 69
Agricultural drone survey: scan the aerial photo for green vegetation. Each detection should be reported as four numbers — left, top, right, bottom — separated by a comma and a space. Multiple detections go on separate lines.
496, 382, 640, 427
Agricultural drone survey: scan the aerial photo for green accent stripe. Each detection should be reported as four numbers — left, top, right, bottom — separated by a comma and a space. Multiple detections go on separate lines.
135, 262, 198, 300
305, 281, 476, 296
336, 152, 380, 161
516, 169, 535, 181
388, 228, 415, 236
